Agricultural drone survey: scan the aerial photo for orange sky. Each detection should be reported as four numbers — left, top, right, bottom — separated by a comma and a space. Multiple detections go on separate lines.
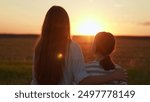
0, 0, 150, 36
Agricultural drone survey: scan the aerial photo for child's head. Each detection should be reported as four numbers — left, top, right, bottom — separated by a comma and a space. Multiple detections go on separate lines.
93, 32, 116, 70
93, 32, 115, 58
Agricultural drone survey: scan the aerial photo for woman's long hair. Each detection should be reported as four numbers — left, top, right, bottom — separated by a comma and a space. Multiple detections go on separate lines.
94, 32, 115, 70
34, 6, 70, 84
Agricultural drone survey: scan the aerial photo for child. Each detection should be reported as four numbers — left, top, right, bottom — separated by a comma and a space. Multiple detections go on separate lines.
85, 32, 127, 84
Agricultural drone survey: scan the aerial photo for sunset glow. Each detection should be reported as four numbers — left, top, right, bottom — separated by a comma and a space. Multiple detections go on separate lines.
75, 18, 104, 36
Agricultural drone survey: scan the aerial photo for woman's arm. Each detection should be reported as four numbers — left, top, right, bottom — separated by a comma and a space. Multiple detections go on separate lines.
79, 68, 127, 85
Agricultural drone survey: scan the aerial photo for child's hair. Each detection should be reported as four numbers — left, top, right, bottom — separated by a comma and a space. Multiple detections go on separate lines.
94, 32, 116, 70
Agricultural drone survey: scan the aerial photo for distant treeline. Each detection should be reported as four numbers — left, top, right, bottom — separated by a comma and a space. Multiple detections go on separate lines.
0, 34, 39, 38
115, 35, 150, 40
0, 34, 150, 40
73, 35, 150, 41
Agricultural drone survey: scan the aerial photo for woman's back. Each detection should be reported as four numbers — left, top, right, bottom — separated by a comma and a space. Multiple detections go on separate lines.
32, 40, 88, 85
60, 40, 89, 84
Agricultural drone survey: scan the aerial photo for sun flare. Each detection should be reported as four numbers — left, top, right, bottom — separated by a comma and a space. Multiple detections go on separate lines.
75, 19, 104, 36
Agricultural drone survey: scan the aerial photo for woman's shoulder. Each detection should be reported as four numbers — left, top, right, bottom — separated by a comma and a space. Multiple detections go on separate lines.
70, 40, 80, 49
69, 40, 82, 55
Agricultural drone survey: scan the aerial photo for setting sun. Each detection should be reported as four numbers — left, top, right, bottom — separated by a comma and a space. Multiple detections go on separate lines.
75, 18, 104, 36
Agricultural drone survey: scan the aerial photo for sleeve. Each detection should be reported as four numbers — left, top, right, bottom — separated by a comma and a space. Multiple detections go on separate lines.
70, 41, 89, 84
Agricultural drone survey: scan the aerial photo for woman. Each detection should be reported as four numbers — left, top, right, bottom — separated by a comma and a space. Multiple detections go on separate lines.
31, 6, 127, 85
85, 32, 127, 84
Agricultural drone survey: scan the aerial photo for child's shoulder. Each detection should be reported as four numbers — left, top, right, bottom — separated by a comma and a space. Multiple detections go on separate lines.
85, 60, 99, 66
114, 64, 123, 69
114, 64, 127, 72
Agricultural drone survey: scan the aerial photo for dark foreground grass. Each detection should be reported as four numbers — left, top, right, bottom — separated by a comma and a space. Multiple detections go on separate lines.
128, 69, 150, 84
0, 61, 150, 85
0, 61, 32, 84
1, 62, 150, 84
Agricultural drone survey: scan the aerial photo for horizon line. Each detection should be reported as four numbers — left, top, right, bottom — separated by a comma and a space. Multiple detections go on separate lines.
0, 33, 150, 37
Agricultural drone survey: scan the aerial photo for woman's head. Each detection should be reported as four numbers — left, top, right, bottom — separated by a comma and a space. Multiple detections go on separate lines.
94, 32, 115, 57
42, 6, 70, 40
34, 6, 70, 84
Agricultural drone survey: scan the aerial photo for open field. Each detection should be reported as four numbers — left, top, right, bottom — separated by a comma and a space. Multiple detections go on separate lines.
0, 34, 150, 84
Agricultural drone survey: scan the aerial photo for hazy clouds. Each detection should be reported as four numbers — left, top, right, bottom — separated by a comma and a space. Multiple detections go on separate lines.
138, 21, 150, 26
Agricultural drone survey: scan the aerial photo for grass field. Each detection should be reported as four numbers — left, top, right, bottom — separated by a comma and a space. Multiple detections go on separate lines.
0, 34, 150, 84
